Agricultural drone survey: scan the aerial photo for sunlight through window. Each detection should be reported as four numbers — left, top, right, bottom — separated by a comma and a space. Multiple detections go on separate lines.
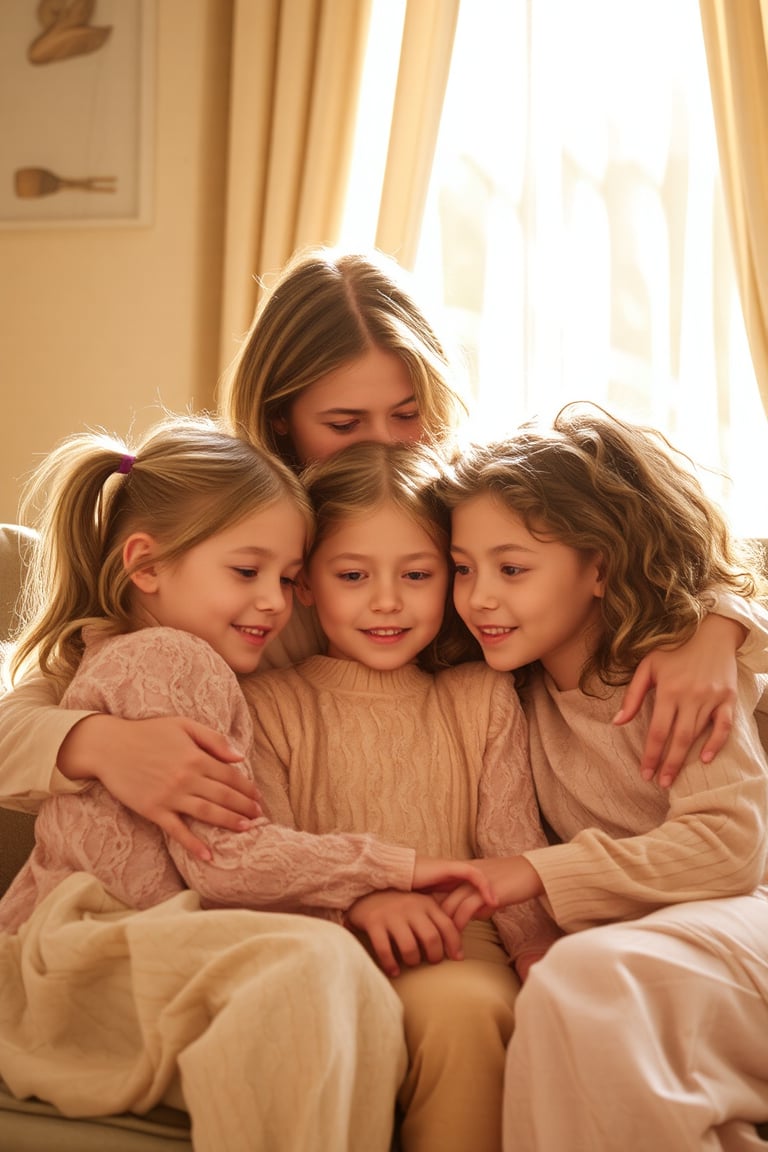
342, 0, 768, 537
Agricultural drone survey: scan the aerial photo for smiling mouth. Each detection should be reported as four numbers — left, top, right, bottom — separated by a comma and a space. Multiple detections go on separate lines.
477, 626, 514, 638
234, 625, 270, 638
363, 628, 409, 638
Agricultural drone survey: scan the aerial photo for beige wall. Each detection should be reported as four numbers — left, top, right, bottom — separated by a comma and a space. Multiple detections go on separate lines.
0, 0, 235, 524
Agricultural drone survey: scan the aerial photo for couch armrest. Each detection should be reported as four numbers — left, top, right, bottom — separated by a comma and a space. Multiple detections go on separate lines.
0, 523, 36, 643
0, 808, 36, 897
0, 525, 38, 895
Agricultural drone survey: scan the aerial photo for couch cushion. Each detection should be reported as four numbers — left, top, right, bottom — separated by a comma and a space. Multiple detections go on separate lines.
0, 1080, 192, 1150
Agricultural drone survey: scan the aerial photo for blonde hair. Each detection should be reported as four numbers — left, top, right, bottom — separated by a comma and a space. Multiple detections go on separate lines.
219, 246, 468, 465
300, 441, 476, 670
440, 402, 766, 690
10, 414, 313, 690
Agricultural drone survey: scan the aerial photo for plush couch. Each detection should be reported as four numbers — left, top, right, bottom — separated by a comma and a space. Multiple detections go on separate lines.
3, 521, 768, 1149
0, 524, 193, 1151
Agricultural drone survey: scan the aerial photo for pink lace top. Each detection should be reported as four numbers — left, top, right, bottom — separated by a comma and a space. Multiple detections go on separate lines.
0, 627, 414, 934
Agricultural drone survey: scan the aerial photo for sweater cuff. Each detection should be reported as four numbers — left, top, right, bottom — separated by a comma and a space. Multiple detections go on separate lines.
366, 841, 416, 891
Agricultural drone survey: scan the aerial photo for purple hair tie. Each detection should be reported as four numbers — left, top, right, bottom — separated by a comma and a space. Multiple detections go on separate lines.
116, 454, 135, 475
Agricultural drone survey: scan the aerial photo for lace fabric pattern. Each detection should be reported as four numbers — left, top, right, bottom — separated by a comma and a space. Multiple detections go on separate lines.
0, 627, 415, 933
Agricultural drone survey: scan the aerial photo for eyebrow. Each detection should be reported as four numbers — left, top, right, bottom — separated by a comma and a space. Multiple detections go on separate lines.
230, 547, 304, 566
317, 395, 418, 417
328, 550, 441, 563
450, 543, 535, 556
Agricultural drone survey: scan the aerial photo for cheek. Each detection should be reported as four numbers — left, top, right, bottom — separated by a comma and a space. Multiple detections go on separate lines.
400, 421, 425, 444
282, 416, 334, 466
451, 583, 468, 618
432, 571, 451, 611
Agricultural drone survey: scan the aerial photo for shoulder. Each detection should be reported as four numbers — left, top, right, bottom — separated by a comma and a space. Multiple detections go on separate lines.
423, 664, 526, 757
65, 627, 250, 731
80, 627, 237, 685
434, 662, 525, 733
437, 661, 519, 700
239, 662, 305, 712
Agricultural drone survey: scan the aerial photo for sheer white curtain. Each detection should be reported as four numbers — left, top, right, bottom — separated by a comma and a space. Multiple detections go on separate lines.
228, 0, 767, 535
404, 0, 768, 535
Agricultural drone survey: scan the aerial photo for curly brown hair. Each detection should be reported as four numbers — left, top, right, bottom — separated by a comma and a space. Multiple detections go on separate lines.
439, 402, 767, 690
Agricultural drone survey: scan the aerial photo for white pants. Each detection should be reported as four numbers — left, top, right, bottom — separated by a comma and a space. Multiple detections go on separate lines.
504, 894, 768, 1151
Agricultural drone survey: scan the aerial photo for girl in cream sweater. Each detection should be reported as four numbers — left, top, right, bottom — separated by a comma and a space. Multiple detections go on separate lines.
240, 439, 561, 1152
440, 402, 768, 1151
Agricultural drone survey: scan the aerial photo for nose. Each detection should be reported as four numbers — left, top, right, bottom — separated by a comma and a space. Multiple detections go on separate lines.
253, 579, 288, 614
467, 572, 499, 611
370, 576, 402, 613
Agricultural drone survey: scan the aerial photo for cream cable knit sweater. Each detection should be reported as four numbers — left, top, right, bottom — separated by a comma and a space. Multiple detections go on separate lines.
523, 666, 768, 932
242, 655, 560, 962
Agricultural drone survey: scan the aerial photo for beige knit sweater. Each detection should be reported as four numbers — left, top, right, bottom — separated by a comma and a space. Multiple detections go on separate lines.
242, 656, 560, 963
3, 593, 768, 810
522, 667, 768, 933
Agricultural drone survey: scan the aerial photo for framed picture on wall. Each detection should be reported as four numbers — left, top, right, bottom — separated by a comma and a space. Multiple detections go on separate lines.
0, 0, 155, 228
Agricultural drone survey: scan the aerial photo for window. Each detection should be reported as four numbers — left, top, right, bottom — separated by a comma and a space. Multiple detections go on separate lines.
341, 0, 768, 536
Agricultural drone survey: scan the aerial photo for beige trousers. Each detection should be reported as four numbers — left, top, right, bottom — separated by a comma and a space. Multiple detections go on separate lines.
504, 894, 768, 1151
393, 919, 520, 1152
0, 873, 407, 1152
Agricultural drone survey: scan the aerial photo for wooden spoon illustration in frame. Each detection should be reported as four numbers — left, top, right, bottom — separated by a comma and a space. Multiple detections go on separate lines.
14, 168, 117, 197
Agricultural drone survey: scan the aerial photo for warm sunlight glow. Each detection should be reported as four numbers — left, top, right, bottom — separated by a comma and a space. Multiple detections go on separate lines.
342, 0, 768, 538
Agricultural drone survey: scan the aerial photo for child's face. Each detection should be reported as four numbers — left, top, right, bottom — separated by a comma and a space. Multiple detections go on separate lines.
132, 497, 306, 675
273, 347, 424, 464
303, 502, 449, 670
450, 493, 604, 691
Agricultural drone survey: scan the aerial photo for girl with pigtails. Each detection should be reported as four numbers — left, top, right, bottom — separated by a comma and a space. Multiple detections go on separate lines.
0, 414, 492, 1152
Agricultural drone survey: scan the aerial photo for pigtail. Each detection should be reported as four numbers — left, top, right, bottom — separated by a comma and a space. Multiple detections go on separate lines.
6, 413, 312, 692
10, 434, 136, 687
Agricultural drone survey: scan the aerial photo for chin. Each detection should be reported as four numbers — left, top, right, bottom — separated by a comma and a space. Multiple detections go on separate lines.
479, 648, 515, 673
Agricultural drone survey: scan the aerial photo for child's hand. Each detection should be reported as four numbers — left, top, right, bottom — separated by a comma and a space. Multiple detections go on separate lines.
440, 856, 543, 923
412, 855, 497, 908
345, 890, 466, 978
61, 714, 263, 860
614, 614, 741, 787
433, 881, 496, 932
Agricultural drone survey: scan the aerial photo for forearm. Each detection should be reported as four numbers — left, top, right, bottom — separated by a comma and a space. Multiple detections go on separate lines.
0, 673, 93, 810
526, 709, 768, 932
167, 818, 416, 911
